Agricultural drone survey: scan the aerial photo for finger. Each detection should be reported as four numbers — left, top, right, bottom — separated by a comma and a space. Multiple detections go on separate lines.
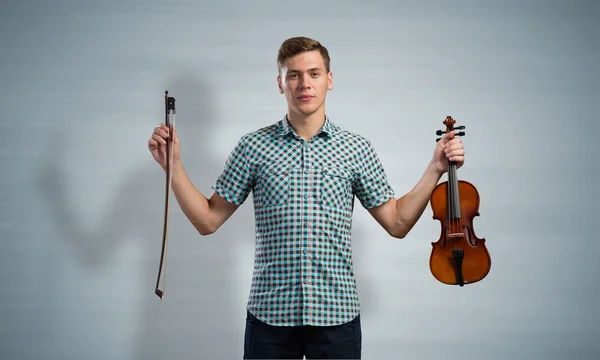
155, 125, 169, 135
445, 144, 464, 153
437, 131, 455, 146
445, 144, 463, 153
443, 139, 461, 150
160, 123, 171, 134
154, 126, 170, 140
448, 155, 464, 163
152, 133, 167, 145
445, 140, 463, 151
446, 149, 464, 158
148, 139, 162, 152
160, 124, 176, 142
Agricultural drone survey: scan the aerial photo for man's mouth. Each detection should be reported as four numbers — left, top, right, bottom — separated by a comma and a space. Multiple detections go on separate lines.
298, 95, 313, 101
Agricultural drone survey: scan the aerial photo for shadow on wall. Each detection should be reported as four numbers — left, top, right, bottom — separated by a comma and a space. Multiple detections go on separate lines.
36, 72, 254, 359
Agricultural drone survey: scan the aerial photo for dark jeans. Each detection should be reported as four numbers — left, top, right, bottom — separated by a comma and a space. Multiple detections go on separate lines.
243, 310, 362, 359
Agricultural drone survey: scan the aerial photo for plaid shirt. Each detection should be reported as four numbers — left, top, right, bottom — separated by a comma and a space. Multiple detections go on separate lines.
212, 115, 395, 326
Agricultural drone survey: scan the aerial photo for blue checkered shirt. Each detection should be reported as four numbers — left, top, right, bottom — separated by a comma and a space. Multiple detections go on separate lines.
212, 115, 395, 326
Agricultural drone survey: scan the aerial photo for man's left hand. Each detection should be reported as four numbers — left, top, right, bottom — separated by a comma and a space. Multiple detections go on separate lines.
431, 130, 464, 175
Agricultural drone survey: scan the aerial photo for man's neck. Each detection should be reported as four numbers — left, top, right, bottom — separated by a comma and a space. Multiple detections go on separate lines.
286, 109, 326, 141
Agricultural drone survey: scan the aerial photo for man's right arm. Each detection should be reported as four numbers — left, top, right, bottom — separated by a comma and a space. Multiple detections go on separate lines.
170, 162, 239, 235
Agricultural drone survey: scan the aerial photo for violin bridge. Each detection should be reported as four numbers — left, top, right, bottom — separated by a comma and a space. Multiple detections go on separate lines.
447, 233, 464, 239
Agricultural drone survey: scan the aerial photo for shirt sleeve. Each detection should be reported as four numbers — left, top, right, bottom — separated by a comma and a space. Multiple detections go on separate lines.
212, 135, 255, 205
353, 138, 395, 209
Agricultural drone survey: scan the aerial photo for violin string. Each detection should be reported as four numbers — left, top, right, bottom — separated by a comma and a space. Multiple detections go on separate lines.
449, 160, 460, 250
451, 166, 455, 247
447, 169, 451, 248
453, 164, 460, 250
457, 166, 462, 250
449, 162, 454, 248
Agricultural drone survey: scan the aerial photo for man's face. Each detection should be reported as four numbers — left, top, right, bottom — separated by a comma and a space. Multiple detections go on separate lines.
278, 50, 333, 117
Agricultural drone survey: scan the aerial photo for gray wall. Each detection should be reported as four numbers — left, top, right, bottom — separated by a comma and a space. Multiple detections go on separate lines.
1, 0, 598, 359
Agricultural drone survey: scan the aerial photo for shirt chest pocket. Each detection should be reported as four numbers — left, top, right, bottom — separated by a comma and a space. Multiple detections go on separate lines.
255, 163, 291, 208
321, 166, 354, 209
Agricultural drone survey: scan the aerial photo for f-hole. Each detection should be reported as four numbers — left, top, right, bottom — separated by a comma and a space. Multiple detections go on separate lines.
463, 225, 477, 247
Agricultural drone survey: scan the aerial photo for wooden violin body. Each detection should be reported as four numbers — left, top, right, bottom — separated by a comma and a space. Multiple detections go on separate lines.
429, 116, 491, 286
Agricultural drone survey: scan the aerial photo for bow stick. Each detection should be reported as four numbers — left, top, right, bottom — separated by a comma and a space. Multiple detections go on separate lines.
155, 90, 176, 300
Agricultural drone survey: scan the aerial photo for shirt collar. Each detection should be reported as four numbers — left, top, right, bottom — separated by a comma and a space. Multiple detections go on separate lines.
278, 114, 340, 139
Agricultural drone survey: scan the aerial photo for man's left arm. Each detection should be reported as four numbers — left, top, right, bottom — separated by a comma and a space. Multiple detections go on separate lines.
365, 131, 464, 238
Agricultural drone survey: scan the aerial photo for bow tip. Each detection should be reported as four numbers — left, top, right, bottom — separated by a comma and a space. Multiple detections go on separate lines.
155, 289, 164, 300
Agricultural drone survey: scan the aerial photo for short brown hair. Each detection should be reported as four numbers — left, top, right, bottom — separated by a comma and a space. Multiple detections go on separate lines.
277, 36, 331, 74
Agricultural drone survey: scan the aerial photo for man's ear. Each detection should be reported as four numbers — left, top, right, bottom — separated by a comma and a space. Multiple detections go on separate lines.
277, 75, 284, 94
328, 72, 333, 91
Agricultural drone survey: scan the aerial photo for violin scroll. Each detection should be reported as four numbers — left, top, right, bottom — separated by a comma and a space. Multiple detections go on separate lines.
436, 116, 465, 142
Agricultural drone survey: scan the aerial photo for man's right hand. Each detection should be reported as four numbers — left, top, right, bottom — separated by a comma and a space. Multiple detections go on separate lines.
148, 123, 180, 171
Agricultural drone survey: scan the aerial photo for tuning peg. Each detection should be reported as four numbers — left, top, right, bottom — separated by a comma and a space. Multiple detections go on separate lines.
437, 131, 465, 142
436, 131, 465, 137
437, 126, 465, 136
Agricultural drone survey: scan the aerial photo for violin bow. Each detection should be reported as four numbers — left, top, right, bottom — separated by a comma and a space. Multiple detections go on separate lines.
155, 90, 176, 300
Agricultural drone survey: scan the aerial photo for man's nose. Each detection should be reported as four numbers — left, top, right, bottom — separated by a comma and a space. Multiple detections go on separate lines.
300, 78, 311, 89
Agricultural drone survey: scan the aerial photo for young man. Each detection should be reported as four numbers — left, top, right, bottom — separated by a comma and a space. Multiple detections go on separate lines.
148, 36, 464, 359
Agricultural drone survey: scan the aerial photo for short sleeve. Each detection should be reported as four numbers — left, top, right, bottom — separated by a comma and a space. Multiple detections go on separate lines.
212, 136, 255, 205
353, 139, 395, 209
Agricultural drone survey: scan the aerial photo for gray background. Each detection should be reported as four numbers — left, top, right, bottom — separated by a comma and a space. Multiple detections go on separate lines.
1, 0, 598, 359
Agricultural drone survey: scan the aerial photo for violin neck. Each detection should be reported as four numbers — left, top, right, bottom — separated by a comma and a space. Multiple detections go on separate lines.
447, 160, 461, 220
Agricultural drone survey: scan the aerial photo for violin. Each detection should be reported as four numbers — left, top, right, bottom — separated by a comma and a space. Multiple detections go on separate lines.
429, 116, 491, 286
